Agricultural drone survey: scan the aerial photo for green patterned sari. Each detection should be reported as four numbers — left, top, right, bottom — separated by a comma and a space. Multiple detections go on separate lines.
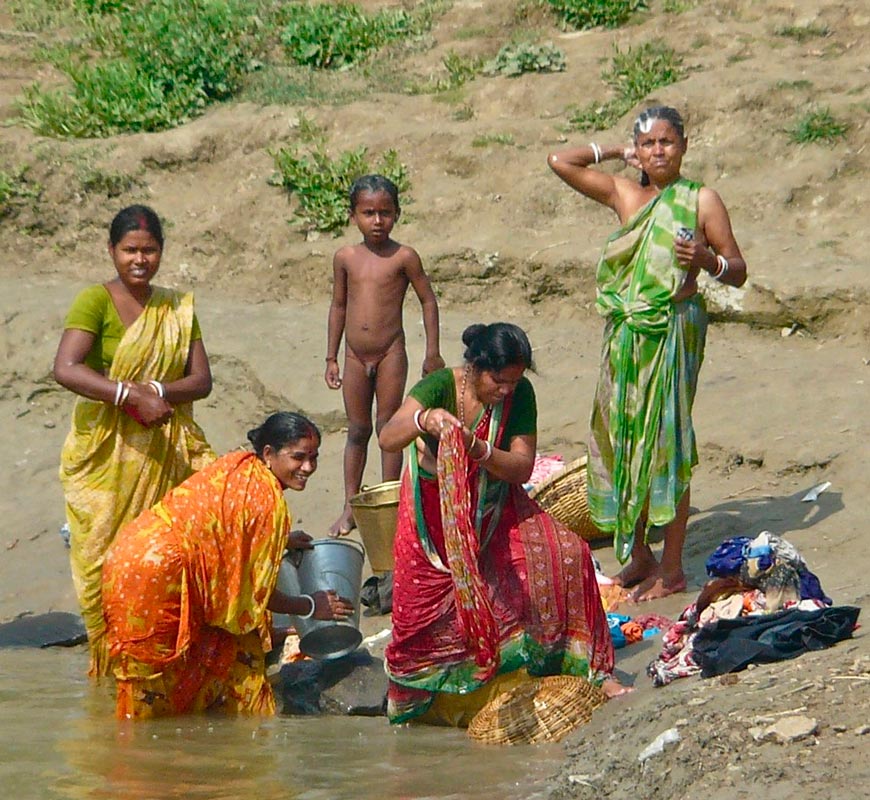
587, 178, 707, 562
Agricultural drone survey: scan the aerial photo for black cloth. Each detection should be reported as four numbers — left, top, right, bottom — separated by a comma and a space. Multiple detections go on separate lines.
692, 605, 860, 678
359, 572, 393, 616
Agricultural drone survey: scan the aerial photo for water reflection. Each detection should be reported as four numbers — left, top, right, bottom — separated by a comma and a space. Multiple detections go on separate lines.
1, 649, 557, 800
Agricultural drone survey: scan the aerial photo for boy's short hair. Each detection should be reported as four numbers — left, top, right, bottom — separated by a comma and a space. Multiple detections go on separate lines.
349, 174, 400, 212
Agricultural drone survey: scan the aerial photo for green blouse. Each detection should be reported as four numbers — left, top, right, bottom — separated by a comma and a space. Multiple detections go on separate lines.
64, 284, 202, 374
408, 367, 537, 446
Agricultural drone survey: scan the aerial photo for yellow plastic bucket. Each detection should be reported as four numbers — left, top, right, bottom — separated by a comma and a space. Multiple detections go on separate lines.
349, 480, 401, 572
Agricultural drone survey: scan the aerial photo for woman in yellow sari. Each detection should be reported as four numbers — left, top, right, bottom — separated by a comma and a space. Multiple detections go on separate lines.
102, 412, 353, 719
54, 205, 215, 676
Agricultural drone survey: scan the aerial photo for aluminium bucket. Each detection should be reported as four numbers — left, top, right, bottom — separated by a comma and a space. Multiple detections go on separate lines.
275, 538, 365, 660
349, 480, 401, 572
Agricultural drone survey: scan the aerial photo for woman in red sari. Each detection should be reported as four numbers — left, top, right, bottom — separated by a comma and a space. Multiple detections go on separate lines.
379, 323, 623, 725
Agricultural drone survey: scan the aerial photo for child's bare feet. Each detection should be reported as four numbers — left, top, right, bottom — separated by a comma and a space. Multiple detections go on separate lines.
602, 678, 633, 698
628, 570, 687, 602
328, 507, 356, 538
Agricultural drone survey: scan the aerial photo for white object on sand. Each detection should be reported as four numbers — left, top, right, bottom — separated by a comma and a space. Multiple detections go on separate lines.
801, 481, 831, 503
638, 728, 681, 762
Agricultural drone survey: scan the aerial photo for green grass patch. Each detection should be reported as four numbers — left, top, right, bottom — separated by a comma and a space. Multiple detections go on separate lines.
8, 0, 80, 32
483, 42, 565, 77
775, 22, 830, 42
567, 40, 684, 131
0, 165, 41, 218
270, 145, 409, 233
547, 0, 647, 30
662, 0, 699, 12
471, 133, 516, 147
787, 107, 849, 144
18, 0, 269, 137
775, 79, 813, 91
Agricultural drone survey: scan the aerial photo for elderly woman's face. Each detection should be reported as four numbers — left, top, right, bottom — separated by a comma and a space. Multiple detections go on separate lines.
475, 364, 525, 405
635, 119, 686, 181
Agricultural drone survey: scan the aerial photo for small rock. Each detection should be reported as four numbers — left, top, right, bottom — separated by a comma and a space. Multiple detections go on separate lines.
749, 727, 766, 742
855, 725, 870, 736
688, 697, 709, 706
720, 673, 740, 685
832, 724, 848, 733
766, 715, 818, 744
44, 420, 56, 429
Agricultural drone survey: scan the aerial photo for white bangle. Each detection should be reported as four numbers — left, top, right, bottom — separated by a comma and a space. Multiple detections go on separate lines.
413, 408, 426, 434
297, 594, 316, 620
148, 380, 166, 399
118, 382, 131, 407
471, 439, 493, 463
113, 380, 124, 406
712, 254, 729, 280
589, 142, 602, 164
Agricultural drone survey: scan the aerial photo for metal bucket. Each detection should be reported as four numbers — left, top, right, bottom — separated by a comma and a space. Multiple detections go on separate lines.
275, 539, 365, 660
349, 480, 401, 572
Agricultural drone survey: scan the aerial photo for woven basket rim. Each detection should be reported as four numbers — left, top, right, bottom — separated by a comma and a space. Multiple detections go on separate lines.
528, 455, 588, 499
467, 675, 607, 745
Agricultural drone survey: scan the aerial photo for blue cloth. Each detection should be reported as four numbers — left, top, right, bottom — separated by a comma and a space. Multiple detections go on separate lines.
607, 613, 630, 649
705, 536, 751, 577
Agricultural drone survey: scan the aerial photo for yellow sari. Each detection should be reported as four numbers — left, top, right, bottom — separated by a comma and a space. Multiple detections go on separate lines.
59, 287, 214, 676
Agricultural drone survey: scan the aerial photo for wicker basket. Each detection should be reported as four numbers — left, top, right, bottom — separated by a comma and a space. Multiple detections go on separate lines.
528, 456, 606, 542
467, 676, 607, 745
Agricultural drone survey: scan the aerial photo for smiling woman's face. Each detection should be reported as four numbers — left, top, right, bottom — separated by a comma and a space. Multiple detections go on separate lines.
263, 436, 319, 491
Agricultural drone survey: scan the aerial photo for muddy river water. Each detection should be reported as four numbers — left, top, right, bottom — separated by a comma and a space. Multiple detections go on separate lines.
1, 648, 562, 800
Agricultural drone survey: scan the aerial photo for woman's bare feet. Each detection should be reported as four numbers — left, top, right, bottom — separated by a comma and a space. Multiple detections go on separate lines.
328, 506, 356, 538
602, 678, 633, 698
628, 570, 687, 602
611, 556, 658, 589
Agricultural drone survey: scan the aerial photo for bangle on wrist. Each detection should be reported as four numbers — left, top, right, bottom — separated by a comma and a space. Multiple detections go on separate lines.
589, 142, 602, 164
148, 380, 165, 399
325, 356, 337, 363
118, 382, 131, 408
413, 408, 426, 434
113, 380, 124, 406
711, 254, 729, 280
297, 594, 316, 620
471, 438, 493, 463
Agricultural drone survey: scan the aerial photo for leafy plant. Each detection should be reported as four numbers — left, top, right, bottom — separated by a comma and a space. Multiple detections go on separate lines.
270, 145, 409, 233
787, 107, 849, 144
567, 40, 684, 131
662, 0, 699, 12
0, 166, 41, 218
280, 1, 413, 69
547, 0, 647, 30
18, 0, 266, 137
77, 164, 143, 197
483, 42, 566, 77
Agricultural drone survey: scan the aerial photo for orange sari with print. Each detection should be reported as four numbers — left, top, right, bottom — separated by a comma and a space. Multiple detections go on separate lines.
102, 451, 289, 719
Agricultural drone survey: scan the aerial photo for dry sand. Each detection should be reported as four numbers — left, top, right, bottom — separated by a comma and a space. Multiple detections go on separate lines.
0, 0, 867, 795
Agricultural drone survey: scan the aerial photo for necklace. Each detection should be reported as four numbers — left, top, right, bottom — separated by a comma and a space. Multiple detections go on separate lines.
459, 366, 469, 427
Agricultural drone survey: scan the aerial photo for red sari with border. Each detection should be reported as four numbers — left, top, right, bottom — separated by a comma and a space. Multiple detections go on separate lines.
385, 396, 614, 724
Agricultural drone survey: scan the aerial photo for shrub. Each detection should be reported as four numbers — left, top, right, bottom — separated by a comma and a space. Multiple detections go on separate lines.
787, 108, 849, 144
567, 40, 684, 131
271, 145, 409, 233
280, 1, 413, 69
483, 43, 566, 77
547, 0, 647, 30
18, 0, 266, 137
0, 166, 41, 218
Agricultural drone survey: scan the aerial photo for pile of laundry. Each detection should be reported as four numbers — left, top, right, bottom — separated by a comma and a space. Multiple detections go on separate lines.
647, 531, 860, 687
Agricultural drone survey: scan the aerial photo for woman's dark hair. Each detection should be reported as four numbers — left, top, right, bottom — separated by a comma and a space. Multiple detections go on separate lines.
109, 205, 164, 249
349, 174, 400, 213
633, 106, 686, 187
247, 412, 321, 458
462, 323, 534, 373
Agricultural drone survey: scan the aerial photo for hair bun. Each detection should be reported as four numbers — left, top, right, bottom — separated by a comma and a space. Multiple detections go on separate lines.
461, 323, 487, 347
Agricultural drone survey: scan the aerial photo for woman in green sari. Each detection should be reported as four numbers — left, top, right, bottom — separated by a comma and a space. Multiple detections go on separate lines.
53, 205, 215, 675
548, 106, 747, 601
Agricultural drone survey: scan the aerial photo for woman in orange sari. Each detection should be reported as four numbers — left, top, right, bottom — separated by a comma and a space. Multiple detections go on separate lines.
379, 323, 623, 725
102, 412, 353, 719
